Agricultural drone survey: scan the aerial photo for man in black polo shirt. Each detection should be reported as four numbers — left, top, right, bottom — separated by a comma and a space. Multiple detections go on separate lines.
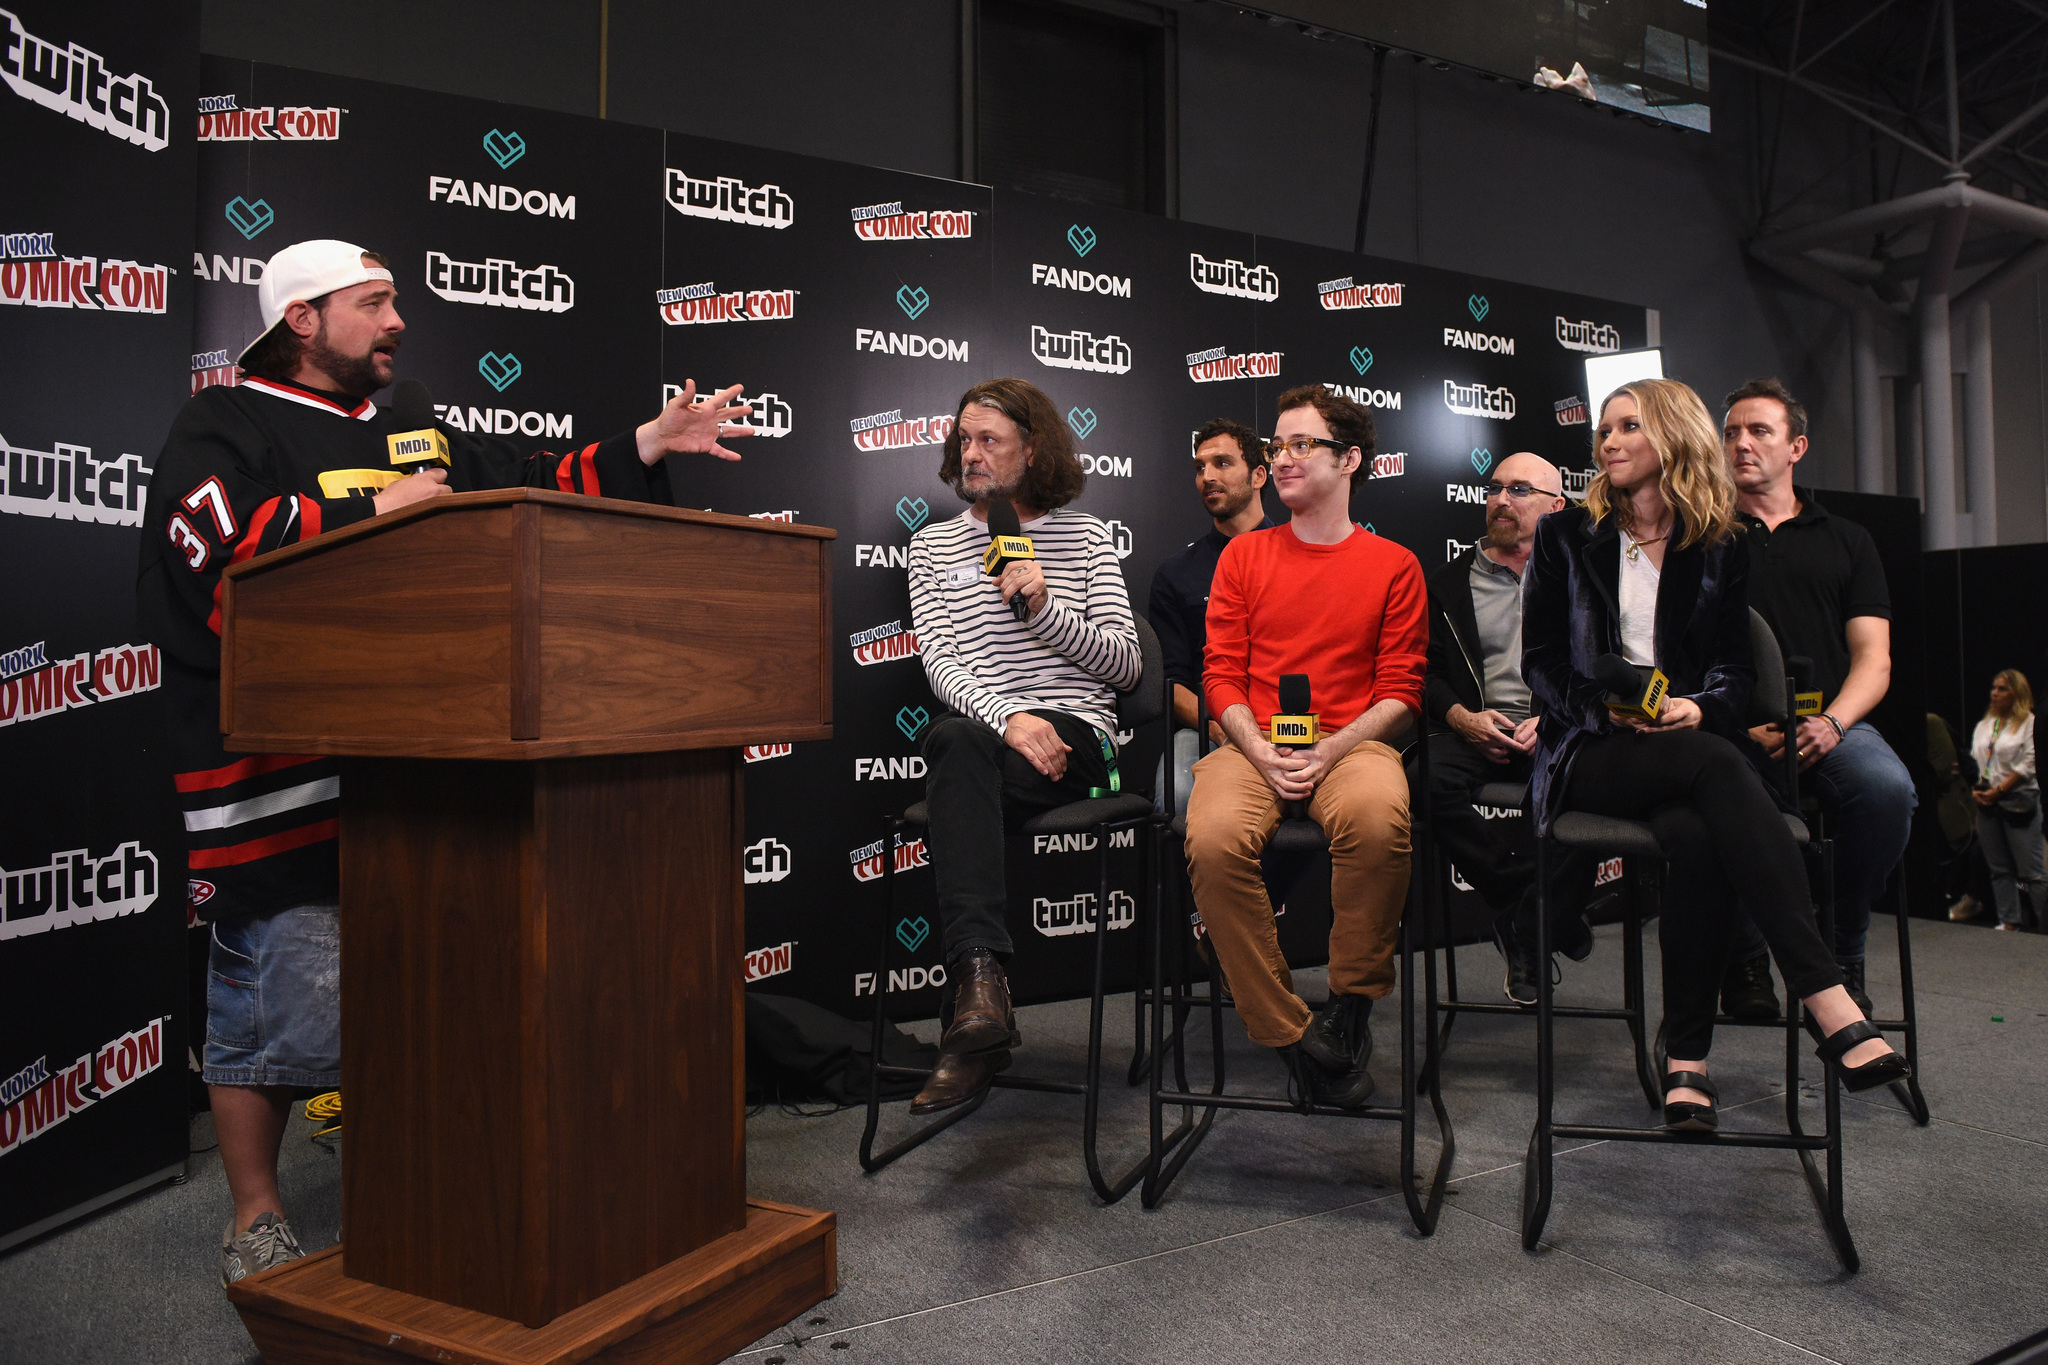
1147, 417, 1272, 810
1721, 377, 1917, 1015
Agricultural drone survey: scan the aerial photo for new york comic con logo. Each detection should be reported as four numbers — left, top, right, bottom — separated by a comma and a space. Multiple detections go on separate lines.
851, 408, 953, 452
850, 200, 974, 241
655, 279, 796, 325
665, 167, 793, 228
0, 1017, 165, 1158
1189, 253, 1278, 302
0, 432, 152, 525
0, 638, 160, 728
426, 251, 573, 312
1187, 345, 1281, 383
849, 619, 921, 666
1, 233, 168, 314
1, 10, 170, 151
1555, 317, 1622, 353
1317, 276, 1404, 310
850, 833, 928, 883
195, 93, 342, 142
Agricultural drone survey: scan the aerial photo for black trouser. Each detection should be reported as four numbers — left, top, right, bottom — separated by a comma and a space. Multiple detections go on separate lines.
921, 709, 1110, 964
1564, 728, 1843, 1061
1415, 733, 1590, 936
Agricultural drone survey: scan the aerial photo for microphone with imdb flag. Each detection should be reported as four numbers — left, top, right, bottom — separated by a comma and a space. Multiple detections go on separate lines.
1270, 673, 1318, 820
983, 500, 1036, 622
1593, 653, 1668, 722
386, 379, 450, 475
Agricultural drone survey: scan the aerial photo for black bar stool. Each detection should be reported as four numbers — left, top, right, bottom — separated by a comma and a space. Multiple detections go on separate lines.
1141, 715, 1454, 1232
857, 617, 1192, 1204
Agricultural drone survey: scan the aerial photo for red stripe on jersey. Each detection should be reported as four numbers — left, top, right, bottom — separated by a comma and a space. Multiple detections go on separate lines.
241, 377, 375, 419
175, 752, 324, 794
579, 444, 601, 496
555, 453, 578, 493
298, 496, 322, 538
186, 817, 339, 869
206, 496, 284, 635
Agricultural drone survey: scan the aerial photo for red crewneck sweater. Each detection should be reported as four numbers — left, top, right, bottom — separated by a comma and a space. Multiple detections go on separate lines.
1202, 522, 1428, 732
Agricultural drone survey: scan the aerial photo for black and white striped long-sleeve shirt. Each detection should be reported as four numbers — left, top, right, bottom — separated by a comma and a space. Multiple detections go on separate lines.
908, 508, 1140, 740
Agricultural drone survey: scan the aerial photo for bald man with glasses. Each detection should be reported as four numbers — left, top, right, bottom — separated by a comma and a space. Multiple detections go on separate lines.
1416, 452, 1591, 1003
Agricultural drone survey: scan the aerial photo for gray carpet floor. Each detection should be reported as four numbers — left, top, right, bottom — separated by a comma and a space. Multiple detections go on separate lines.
3, 914, 2043, 1364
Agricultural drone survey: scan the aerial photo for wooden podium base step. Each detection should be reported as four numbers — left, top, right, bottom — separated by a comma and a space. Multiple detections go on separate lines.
228, 1200, 835, 1365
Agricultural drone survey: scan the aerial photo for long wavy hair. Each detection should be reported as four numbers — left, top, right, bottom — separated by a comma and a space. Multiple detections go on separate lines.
1582, 378, 1737, 550
938, 378, 1085, 510
1985, 668, 2035, 724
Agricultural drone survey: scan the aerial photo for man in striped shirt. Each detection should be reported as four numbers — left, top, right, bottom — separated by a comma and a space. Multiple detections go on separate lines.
905, 378, 1141, 1114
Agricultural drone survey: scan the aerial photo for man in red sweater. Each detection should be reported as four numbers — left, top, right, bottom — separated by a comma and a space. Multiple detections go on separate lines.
1185, 385, 1427, 1106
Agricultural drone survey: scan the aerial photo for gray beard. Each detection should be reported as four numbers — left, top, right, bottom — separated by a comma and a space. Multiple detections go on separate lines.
953, 470, 1024, 505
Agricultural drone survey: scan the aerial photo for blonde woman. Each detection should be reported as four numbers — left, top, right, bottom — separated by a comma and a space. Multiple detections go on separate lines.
1972, 669, 2043, 931
1521, 379, 1907, 1131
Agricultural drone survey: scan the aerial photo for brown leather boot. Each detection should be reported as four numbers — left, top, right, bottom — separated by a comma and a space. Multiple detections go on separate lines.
939, 949, 1021, 1057
910, 1050, 1010, 1115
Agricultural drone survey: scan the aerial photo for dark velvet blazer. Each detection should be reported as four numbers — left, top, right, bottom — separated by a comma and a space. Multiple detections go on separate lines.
1522, 503, 1755, 833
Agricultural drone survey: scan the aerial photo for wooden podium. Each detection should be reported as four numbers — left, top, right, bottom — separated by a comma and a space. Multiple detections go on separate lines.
219, 489, 837, 1365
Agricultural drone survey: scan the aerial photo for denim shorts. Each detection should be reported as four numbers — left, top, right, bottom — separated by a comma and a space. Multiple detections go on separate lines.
203, 903, 341, 1089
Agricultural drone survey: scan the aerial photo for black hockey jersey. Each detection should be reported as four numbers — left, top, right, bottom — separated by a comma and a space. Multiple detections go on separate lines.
138, 376, 673, 922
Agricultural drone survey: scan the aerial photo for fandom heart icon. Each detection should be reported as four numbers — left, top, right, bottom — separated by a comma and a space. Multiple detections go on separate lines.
1067, 406, 1098, 438
1348, 346, 1374, 375
1067, 224, 1097, 257
482, 128, 526, 169
894, 495, 930, 531
1470, 448, 1494, 475
224, 197, 274, 240
896, 285, 930, 320
477, 351, 523, 392
894, 706, 931, 741
1467, 294, 1490, 323
895, 916, 931, 952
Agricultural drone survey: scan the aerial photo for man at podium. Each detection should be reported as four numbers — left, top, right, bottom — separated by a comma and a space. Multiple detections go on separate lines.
135, 238, 756, 1288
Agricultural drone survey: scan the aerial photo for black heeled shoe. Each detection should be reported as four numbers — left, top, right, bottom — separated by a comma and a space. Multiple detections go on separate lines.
1803, 1015, 1911, 1093
1662, 1070, 1719, 1132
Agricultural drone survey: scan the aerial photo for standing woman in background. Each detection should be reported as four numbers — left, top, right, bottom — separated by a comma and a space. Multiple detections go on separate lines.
1972, 670, 2044, 932
1521, 378, 1908, 1133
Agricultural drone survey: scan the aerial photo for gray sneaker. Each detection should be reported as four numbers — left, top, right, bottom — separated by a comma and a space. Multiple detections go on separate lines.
221, 1211, 304, 1286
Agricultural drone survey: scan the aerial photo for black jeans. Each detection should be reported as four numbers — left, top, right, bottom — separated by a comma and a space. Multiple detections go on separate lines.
1564, 728, 1842, 1060
1415, 733, 1590, 936
921, 709, 1110, 964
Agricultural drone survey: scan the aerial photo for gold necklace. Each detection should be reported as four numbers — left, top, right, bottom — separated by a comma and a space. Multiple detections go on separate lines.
1624, 532, 1669, 563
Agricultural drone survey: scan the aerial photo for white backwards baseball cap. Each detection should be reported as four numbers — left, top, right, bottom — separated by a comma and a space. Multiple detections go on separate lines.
238, 239, 395, 364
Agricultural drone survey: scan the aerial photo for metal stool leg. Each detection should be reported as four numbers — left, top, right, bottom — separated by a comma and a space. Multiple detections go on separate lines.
1081, 818, 1155, 1204
1887, 873, 1931, 1123
1523, 835, 1555, 1250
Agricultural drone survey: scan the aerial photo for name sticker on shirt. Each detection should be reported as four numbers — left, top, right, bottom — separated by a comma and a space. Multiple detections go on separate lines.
942, 563, 979, 588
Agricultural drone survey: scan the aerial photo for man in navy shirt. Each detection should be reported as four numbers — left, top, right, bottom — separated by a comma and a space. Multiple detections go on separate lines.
1147, 418, 1272, 809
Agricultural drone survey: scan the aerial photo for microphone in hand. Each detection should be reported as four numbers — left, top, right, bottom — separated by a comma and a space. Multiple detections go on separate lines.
1270, 673, 1318, 819
386, 379, 450, 475
1593, 652, 1668, 722
984, 500, 1036, 623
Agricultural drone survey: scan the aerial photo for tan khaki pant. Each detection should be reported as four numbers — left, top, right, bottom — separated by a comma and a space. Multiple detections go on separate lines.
1183, 742, 1411, 1047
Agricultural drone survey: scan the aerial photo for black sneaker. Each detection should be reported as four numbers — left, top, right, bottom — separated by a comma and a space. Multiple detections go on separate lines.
1493, 912, 1540, 1006
1839, 958, 1874, 1017
1719, 954, 1780, 1020
1305, 996, 1376, 1109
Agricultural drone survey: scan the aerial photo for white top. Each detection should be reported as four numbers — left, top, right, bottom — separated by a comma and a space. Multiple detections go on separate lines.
1617, 538, 1660, 666
907, 508, 1141, 739
1973, 712, 2037, 791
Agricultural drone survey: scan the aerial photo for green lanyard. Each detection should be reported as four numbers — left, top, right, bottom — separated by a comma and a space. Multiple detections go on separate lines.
1088, 729, 1121, 799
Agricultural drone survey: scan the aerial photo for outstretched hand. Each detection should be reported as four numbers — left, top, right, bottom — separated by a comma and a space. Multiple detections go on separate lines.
635, 380, 756, 465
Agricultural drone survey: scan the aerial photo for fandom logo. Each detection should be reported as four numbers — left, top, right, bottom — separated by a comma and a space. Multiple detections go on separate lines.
855, 756, 927, 780
190, 253, 264, 285
0, 434, 151, 526
429, 176, 575, 219
427, 251, 574, 312
196, 95, 340, 143
853, 963, 948, 996
1555, 317, 1621, 353
1443, 380, 1516, 420
665, 168, 793, 228
854, 544, 909, 568
855, 328, 968, 362
433, 405, 573, 439
850, 619, 921, 666
1470, 448, 1494, 475
849, 833, 929, 883
1190, 253, 1278, 302
1032, 889, 1136, 938
658, 280, 794, 324
1031, 263, 1130, 297
895, 495, 930, 531
743, 941, 796, 983
743, 837, 792, 885
1104, 520, 1133, 560
896, 285, 929, 320
1067, 224, 1096, 256
1031, 325, 1130, 375
482, 127, 525, 168
851, 202, 973, 240
1554, 395, 1589, 426
894, 706, 931, 741
1444, 327, 1514, 355
3, 14, 169, 151
1032, 829, 1137, 854
1067, 407, 1098, 438
1467, 295, 1491, 322
851, 408, 952, 452
0, 840, 159, 941
224, 197, 274, 240
1318, 277, 1403, 310
1187, 346, 1280, 383
478, 352, 522, 391
1322, 382, 1402, 411
895, 917, 931, 952
1079, 452, 1132, 478
1349, 347, 1373, 375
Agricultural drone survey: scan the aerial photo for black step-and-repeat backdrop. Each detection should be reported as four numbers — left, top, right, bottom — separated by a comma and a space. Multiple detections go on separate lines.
1, 1, 197, 1249
183, 62, 1646, 1020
